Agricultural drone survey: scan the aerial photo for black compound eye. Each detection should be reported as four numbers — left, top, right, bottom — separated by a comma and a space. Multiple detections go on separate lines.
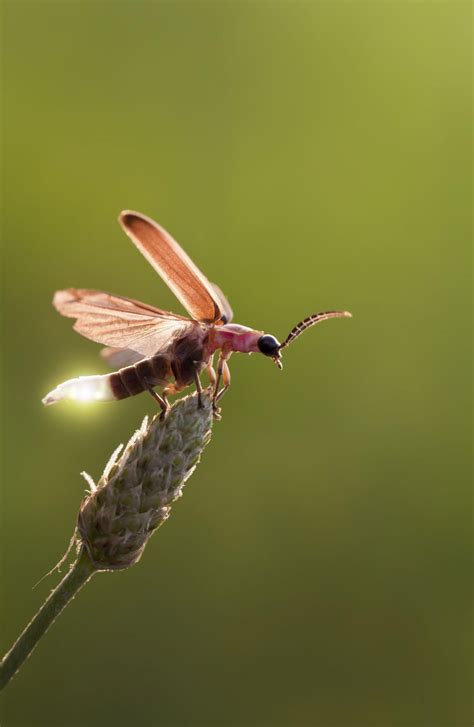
258, 335, 281, 356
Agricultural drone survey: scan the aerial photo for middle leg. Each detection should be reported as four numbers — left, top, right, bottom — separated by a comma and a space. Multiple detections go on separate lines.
212, 353, 231, 415
193, 362, 203, 408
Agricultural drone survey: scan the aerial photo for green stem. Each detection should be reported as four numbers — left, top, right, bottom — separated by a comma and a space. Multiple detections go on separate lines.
0, 548, 96, 691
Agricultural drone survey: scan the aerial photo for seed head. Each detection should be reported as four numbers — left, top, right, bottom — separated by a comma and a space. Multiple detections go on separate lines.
77, 392, 213, 570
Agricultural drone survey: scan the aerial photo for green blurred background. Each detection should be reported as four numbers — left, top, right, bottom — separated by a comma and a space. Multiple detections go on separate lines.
1, 1, 471, 725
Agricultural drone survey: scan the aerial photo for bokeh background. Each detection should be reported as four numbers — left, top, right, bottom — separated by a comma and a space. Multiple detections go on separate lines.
1, 2, 471, 726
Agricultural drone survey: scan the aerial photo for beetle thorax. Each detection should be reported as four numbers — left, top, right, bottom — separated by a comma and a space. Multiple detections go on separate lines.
210, 324, 262, 354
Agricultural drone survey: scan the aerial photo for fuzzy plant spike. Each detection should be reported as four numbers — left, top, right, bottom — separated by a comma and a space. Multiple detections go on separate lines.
0, 391, 214, 690
79, 390, 213, 569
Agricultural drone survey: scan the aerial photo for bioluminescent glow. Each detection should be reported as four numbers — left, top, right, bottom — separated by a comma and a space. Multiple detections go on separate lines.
42, 374, 114, 406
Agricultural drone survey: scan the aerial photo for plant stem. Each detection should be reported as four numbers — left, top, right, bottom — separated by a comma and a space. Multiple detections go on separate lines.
0, 548, 96, 691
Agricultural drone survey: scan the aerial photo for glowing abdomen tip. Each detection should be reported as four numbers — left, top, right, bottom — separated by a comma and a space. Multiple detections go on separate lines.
42, 375, 114, 406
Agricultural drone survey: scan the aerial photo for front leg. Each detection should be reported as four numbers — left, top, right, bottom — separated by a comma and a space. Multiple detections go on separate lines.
207, 354, 217, 387
216, 360, 231, 403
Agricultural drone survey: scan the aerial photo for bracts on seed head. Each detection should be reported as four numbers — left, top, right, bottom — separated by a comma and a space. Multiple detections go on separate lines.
77, 391, 213, 570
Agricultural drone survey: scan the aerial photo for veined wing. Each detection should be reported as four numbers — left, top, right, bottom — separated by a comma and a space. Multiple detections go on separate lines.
119, 211, 223, 324
53, 288, 195, 358
211, 283, 233, 324
100, 346, 145, 368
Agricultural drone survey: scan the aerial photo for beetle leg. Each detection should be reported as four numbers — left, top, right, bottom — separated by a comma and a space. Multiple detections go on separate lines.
212, 357, 223, 408
213, 353, 231, 416
207, 354, 217, 387
193, 362, 203, 408
216, 360, 231, 403
143, 380, 170, 420
162, 384, 177, 397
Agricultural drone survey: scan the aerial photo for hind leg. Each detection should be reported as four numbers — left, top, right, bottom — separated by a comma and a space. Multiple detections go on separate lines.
143, 380, 170, 420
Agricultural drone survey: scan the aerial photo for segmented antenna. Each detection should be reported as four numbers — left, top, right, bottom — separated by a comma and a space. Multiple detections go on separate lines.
280, 310, 352, 350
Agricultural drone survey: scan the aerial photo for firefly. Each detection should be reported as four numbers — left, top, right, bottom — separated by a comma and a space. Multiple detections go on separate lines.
43, 211, 351, 417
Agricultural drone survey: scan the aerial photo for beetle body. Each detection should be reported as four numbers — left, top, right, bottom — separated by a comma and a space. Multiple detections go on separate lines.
43, 211, 351, 416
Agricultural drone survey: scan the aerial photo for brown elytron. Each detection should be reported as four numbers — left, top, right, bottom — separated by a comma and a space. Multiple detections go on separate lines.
43, 211, 352, 416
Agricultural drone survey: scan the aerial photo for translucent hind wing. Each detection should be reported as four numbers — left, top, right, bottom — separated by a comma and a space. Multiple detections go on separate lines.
53, 288, 189, 321
53, 288, 195, 358
100, 347, 145, 369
